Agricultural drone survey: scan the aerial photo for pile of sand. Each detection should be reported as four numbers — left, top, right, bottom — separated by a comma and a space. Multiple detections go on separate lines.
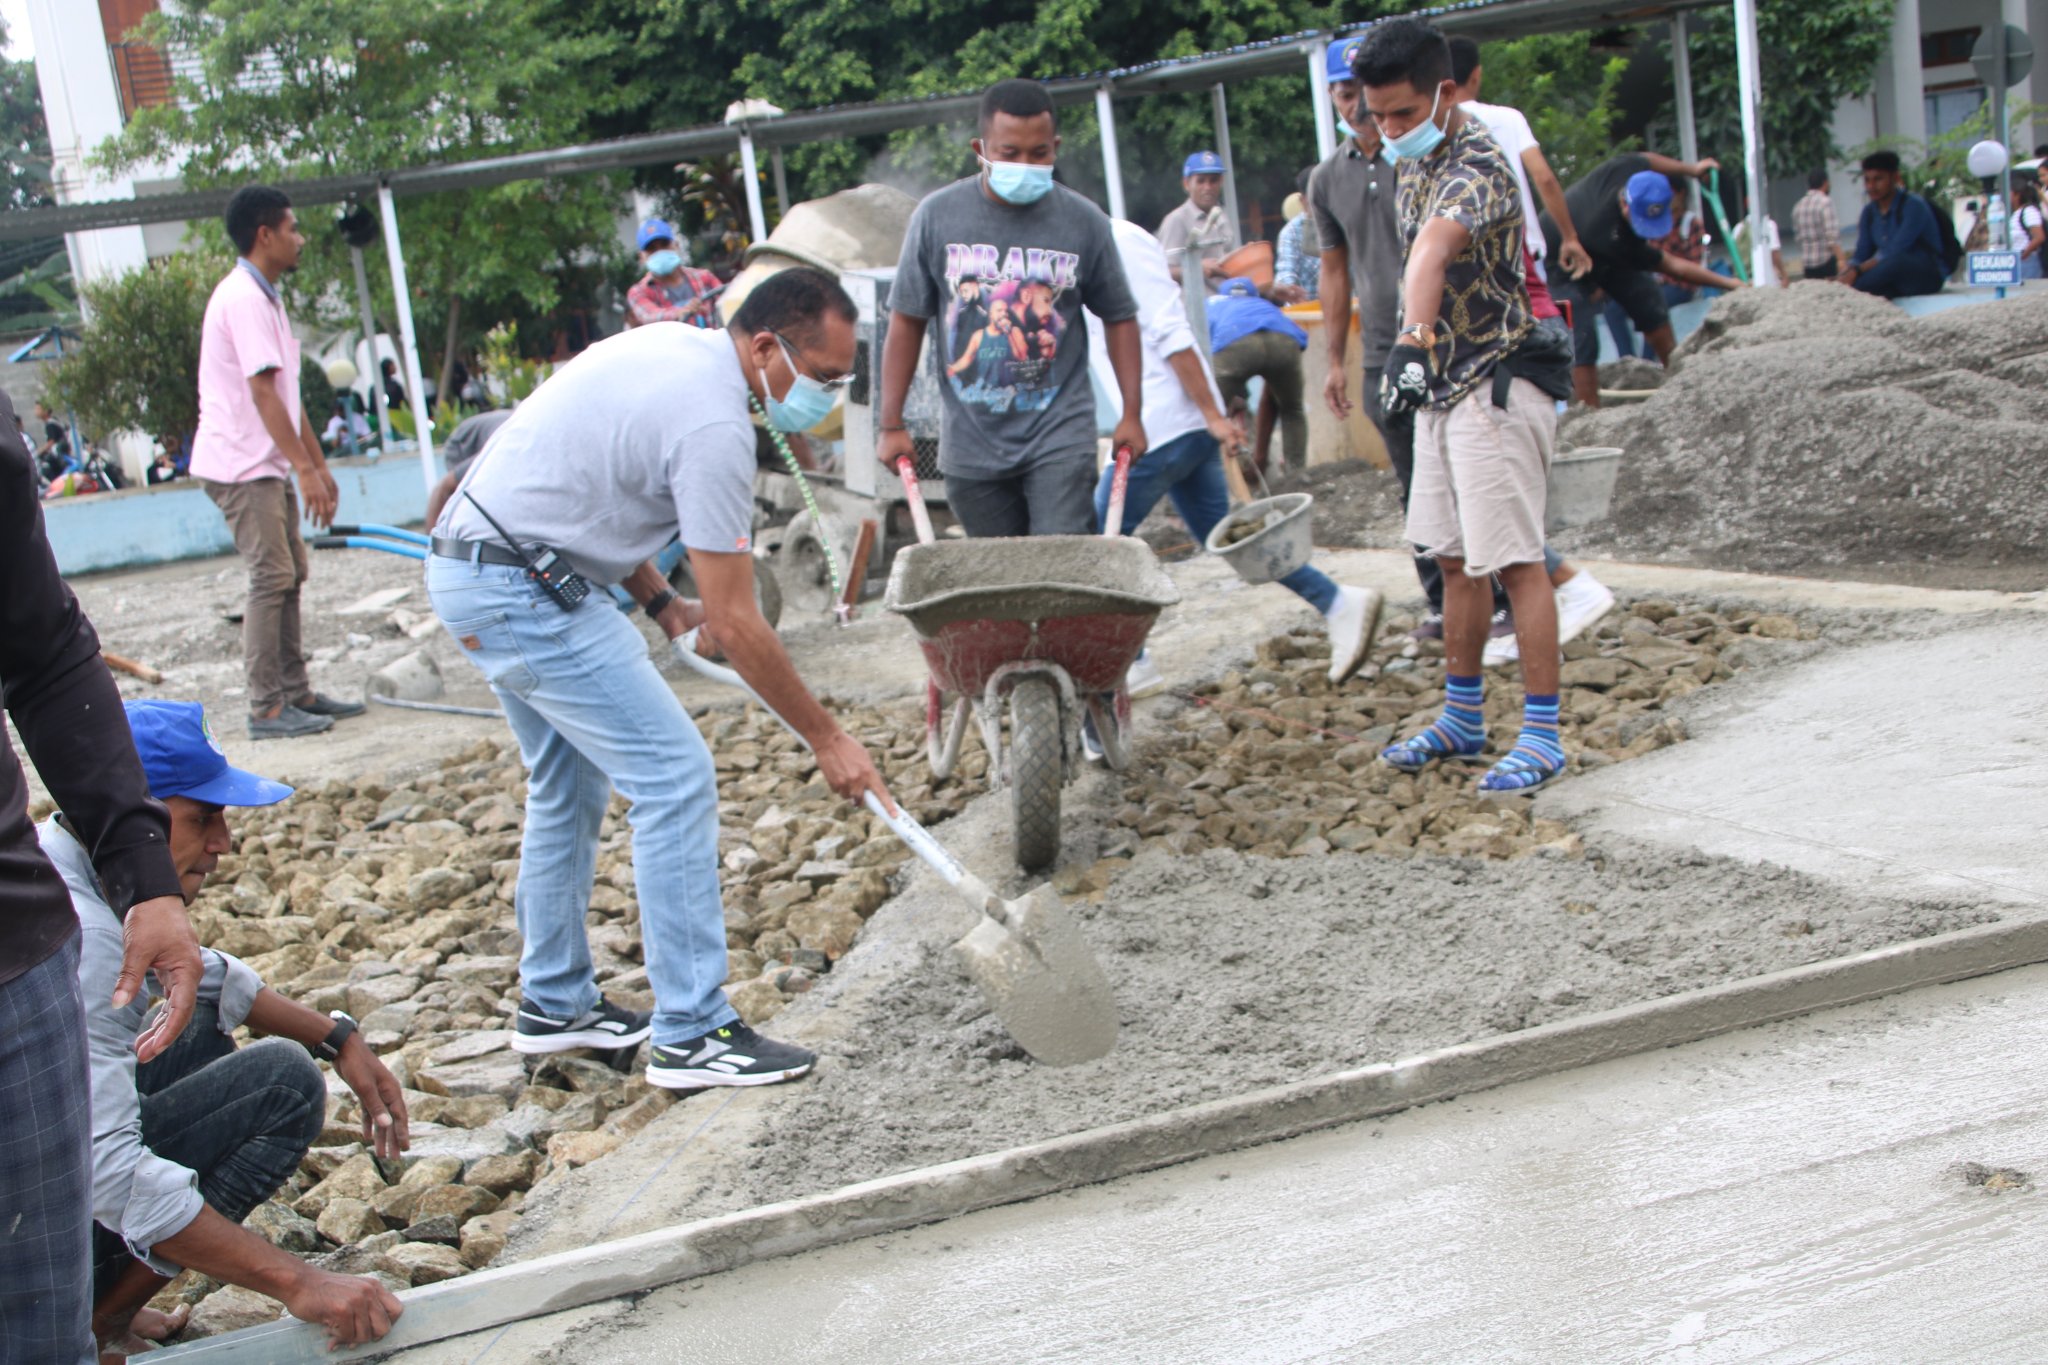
1560, 284, 2048, 586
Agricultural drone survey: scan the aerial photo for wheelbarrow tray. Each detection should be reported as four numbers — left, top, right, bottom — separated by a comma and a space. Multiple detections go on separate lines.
883, 536, 1179, 697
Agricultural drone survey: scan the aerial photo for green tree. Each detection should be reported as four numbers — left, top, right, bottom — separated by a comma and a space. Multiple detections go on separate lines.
1662, 0, 1894, 181
1468, 34, 1635, 187
44, 254, 224, 451
0, 14, 52, 212
556, 1, 1378, 244
98, 0, 631, 400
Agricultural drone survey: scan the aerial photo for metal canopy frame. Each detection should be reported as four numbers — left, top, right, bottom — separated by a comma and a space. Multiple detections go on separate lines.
2, 0, 1737, 247
11, 0, 1765, 491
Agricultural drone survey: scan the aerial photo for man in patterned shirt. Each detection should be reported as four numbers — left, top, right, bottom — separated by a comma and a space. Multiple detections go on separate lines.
1355, 17, 1571, 795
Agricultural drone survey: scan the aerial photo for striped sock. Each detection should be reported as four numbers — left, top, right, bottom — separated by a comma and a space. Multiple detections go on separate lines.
1479, 692, 1566, 792
1381, 673, 1486, 771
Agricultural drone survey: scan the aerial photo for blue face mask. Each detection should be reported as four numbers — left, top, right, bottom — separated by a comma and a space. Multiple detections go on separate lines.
645, 249, 683, 276
979, 155, 1055, 205
1383, 86, 1447, 163
764, 334, 839, 432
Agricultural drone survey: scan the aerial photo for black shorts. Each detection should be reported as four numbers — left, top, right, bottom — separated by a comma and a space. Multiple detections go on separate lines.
1552, 270, 1670, 366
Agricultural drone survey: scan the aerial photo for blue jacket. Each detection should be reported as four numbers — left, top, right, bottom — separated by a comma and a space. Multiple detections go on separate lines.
1851, 191, 1942, 270
1207, 293, 1309, 355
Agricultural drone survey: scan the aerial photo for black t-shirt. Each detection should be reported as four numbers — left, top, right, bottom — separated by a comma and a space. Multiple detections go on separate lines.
42, 419, 68, 455
1541, 153, 1665, 280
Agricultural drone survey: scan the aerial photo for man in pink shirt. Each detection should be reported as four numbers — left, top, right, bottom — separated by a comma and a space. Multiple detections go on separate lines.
193, 186, 361, 740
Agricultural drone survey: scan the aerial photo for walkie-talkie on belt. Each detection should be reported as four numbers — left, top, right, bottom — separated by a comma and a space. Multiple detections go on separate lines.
461, 491, 591, 610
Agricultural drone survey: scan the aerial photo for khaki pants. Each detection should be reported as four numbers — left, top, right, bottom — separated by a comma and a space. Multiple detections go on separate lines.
1212, 330, 1307, 470
1406, 379, 1555, 577
204, 477, 310, 716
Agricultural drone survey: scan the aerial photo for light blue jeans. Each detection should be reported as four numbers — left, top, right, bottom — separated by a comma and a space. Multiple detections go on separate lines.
426, 557, 735, 1045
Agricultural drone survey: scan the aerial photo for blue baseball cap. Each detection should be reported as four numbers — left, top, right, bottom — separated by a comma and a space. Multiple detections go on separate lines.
1218, 276, 1260, 298
636, 217, 677, 251
1624, 171, 1675, 239
1327, 34, 1366, 84
1184, 151, 1226, 177
125, 701, 294, 807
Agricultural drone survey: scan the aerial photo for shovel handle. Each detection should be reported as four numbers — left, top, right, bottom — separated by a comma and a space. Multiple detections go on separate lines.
860, 791, 968, 888
673, 633, 978, 896
1102, 444, 1134, 537
896, 456, 937, 545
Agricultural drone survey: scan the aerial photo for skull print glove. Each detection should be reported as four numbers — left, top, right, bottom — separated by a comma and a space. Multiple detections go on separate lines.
1380, 341, 1432, 417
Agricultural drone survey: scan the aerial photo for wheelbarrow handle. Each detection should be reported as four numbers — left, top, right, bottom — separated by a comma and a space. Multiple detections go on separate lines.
895, 456, 937, 545
1102, 444, 1134, 538
671, 631, 970, 893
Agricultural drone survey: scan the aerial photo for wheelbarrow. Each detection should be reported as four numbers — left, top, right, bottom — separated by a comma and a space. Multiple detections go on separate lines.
881, 450, 1179, 872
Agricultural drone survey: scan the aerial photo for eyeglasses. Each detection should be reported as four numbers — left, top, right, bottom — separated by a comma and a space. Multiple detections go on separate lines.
772, 332, 855, 390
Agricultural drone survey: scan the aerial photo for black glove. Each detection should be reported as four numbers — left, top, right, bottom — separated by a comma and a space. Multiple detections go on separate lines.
1380, 342, 1432, 417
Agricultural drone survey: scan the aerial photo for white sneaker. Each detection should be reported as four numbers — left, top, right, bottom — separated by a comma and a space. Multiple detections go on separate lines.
1483, 630, 1519, 667
1556, 570, 1617, 646
1324, 584, 1384, 685
1125, 650, 1167, 699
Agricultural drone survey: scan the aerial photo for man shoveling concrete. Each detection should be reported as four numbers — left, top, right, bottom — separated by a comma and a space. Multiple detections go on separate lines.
429, 268, 893, 1092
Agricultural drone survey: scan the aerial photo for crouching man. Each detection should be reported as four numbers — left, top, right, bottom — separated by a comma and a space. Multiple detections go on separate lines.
39, 701, 409, 1358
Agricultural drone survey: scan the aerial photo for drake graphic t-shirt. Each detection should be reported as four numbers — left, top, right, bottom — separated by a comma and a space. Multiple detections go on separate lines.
890, 176, 1137, 477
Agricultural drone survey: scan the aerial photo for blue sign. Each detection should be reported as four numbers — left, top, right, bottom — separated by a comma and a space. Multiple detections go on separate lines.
1968, 251, 2023, 286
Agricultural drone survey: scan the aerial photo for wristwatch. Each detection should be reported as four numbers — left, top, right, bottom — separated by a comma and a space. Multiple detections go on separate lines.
311, 1011, 358, 1063
643, 588, 678, 620
1399, 322, 1438, 349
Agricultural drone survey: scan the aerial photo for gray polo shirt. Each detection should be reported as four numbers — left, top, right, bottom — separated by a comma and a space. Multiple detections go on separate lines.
1155, 201, 1239, 268
1308, 137, 1403, 369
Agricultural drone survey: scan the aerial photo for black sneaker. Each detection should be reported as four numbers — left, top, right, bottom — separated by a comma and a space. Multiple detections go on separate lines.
249, 705, 334, 740
645, 1021, 815, 1089
297, 691, 367, 718
511, 996, 652, 1054
1409, 612, 1445, 642
1487, 608, 1515, 639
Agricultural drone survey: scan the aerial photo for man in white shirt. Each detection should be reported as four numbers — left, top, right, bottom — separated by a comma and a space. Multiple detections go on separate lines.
1448, 38, 1590, 283
1087, 218, 1383, 704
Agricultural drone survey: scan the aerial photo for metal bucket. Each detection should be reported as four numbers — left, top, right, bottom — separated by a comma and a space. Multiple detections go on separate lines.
1545, 446, 1622, 533
1205, 493, 1314, 585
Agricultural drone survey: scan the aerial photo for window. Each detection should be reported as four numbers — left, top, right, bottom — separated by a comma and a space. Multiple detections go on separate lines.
1922, 28, 1982, 68
1926, 85, 1987, 138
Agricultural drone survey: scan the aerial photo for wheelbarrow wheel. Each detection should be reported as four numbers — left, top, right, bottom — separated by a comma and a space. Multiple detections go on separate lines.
1008, 676, 1063, 873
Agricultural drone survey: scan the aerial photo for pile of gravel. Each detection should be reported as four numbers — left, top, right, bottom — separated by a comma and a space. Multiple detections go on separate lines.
1560, 284, 2048, 584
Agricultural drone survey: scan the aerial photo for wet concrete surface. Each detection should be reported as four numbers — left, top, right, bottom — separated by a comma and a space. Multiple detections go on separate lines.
1543, 613, 2048, 910
411, 961, 2048, 1364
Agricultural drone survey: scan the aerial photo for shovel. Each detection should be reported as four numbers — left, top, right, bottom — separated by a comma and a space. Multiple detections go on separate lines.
670, 635, 1118, 1066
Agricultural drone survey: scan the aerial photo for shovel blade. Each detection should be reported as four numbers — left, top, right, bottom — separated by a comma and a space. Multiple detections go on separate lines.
953, 886, 1118, 1066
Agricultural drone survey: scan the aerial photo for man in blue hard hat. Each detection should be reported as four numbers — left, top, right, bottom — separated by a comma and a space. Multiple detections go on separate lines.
41, 701, 408, 1356
626, 217, 724, 329
1159, 150, 1239, 287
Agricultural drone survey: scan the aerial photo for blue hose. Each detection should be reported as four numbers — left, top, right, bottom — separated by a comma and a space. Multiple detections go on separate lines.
310, 535, 427, 560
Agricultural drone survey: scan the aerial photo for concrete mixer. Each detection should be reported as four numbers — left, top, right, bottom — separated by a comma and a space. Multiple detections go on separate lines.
716, 185, 956, 621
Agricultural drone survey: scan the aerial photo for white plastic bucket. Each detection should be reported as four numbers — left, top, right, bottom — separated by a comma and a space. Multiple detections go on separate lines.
1205, 493, 1315, 585
1545, 446, 1622, 533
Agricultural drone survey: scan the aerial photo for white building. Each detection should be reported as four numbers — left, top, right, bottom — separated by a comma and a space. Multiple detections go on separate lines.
26, 0, 197, 290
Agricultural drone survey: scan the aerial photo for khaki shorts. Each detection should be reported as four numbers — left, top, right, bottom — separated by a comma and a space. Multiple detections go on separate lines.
1405, 378, 1555, 576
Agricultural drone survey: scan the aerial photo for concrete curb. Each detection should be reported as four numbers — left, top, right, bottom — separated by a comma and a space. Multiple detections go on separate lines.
154, 914, 2048, 1362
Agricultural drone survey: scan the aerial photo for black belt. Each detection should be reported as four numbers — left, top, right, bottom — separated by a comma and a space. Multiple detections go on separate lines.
430, 536, 528, 567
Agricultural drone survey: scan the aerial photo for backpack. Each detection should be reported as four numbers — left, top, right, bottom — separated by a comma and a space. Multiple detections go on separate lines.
1923, 193, 1964, 276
